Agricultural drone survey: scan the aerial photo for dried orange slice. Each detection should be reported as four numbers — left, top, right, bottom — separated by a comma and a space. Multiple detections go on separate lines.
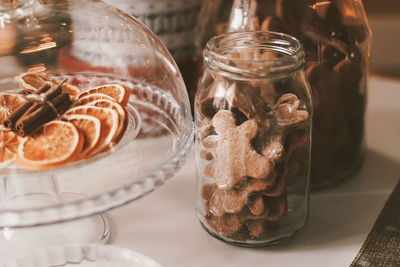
64, 106, 119, 155
62, 114, 101, 157
0, 127, 19, 168
85, 98, 126, 141
15, 72, 81, 99
59, 83, 81, 100
73, 93, 115, 107
76, 84, 130, 106
0, 93, 27, 124
16, 121, 83, 170
15, 72, 46, 93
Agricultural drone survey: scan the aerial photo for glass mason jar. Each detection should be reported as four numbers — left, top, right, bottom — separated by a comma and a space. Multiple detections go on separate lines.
195, 31, 312, 246
194, 0, 372, 188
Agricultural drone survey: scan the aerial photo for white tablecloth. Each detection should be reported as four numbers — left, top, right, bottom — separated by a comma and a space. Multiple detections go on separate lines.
108, 75, 400, 267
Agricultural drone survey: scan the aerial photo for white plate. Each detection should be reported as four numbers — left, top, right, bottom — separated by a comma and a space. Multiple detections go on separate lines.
2, 244, 162, 267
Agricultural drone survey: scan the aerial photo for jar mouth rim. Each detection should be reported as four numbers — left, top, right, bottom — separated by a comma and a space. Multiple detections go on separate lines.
204, 31, 305, 79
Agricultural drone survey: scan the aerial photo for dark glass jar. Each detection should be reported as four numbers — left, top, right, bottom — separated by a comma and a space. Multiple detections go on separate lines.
195, 31, 312, 246
193, 0, 371, 188
101, 0, 202, 111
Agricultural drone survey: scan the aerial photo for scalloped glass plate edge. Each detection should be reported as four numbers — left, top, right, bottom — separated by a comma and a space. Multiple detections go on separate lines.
0, 122, 193, 228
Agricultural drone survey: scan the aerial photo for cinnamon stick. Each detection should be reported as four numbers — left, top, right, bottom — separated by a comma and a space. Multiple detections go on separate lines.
52, 93, 72, 114
3, 102, 33, 129
16, 93, 72, 136
44, 80, 65, 101
36, 83, 52, 95
23, 81, 63, 116
3, 83, 51, 130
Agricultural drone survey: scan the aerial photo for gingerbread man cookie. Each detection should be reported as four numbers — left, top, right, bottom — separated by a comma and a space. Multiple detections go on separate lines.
208, 176, 275, 216
273, 93, 310, 130
261, 93, 309, 159
202, 110, 272, 189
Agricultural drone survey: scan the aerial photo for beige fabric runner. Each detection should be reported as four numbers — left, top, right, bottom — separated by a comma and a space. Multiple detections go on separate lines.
350, 179, 400, 267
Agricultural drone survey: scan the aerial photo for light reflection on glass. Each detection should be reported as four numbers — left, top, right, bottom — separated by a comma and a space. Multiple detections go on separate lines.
20, 41, 57, 54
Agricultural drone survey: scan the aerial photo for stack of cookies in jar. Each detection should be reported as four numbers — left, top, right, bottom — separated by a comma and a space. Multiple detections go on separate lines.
196, 76, 311, 241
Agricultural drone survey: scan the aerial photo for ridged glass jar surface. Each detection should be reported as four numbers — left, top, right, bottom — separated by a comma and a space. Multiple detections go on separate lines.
195, 31, 312, 246
194, 0, 371, 188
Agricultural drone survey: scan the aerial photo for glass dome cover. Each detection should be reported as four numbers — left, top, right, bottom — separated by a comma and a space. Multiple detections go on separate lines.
0, 0, 193, 228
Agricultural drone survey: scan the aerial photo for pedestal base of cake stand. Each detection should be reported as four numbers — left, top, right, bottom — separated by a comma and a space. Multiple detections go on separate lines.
0, 213, 110, 262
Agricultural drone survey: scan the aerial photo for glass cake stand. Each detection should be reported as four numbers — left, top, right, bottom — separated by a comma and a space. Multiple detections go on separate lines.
0, 0, 193, 261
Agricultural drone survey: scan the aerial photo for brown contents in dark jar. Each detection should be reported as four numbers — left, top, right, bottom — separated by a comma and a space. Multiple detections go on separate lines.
191, 0, 370, 187
175, 55, 204, 113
